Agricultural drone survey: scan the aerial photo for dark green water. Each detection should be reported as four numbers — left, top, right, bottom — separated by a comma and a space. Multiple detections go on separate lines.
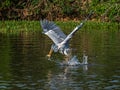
0, 29, 120, 90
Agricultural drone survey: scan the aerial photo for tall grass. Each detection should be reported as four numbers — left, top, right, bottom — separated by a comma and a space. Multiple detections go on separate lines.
0, 20, 41, 34
56, 21, 119, 33
0, 20, 119, 34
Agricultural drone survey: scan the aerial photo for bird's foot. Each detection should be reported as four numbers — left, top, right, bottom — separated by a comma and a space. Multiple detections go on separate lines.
46, 54, 51, 60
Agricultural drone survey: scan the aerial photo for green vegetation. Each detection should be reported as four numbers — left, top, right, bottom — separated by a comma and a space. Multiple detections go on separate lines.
0, 0, 119, 33
0, 20, 119, 34
0, 21, 40, 34
0, 0, 120, 22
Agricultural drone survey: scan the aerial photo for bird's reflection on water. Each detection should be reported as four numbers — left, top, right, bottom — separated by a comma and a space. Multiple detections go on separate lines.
45, 62, 88, 90
45, 53, 89, 89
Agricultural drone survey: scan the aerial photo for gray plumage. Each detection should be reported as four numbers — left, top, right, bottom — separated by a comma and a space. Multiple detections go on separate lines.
40, 20, 66, 45
40, 11, 93, 57
40, 20, 84, 56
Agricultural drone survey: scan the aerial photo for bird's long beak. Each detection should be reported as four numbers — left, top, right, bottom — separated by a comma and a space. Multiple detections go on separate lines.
47, 48, 53, 59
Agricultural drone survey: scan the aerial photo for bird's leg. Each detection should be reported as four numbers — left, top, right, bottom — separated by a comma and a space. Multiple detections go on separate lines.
64, 55, 72, 65
47, 48, 53, 58
64, 55, 70, 62
64, 50, 72, 63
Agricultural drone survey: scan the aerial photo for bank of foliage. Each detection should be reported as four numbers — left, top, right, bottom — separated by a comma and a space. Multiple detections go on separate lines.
0, 0, 120, 22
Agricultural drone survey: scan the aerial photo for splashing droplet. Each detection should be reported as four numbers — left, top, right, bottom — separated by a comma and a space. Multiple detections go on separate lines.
67, 55, 80, 65
82, 55, 88, 64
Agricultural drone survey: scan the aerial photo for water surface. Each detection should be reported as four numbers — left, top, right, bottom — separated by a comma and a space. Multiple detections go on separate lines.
0, 29, 120, 90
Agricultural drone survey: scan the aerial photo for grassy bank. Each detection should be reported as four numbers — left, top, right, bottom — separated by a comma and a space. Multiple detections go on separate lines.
0, 20, 119, 34
0, 21, 41, 34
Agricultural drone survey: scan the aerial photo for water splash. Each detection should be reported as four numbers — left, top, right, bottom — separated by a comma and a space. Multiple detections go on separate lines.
82, 54, 88, 64
67, 55, 80, 65
48, 54, 88, 66
67, 55, 88, 66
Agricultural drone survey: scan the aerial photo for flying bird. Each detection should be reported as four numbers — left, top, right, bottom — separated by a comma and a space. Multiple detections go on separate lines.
40, 11, 93, 60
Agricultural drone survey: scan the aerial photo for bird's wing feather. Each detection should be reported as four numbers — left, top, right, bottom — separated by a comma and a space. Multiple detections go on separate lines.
60, 23, 84, 45
40, 20, 66, 45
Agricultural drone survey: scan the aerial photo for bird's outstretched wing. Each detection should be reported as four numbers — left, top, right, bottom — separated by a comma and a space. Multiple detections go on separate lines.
40, 20, 66, 45
60, 23, 84, 46
60, 11, 93, 45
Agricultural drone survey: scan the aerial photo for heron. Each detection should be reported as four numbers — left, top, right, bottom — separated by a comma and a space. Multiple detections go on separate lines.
40, 11, 93, 61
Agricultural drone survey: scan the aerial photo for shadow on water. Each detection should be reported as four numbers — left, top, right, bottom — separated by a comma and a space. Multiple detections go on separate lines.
0, 29, 120, 90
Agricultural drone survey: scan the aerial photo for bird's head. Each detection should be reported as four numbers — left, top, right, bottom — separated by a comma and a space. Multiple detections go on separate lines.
59, 47, 72, 57
64, 48, 72, 56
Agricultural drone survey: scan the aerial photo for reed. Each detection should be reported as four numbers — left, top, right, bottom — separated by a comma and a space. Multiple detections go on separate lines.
0, 20, 119, 34
0, 20, 40, 34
